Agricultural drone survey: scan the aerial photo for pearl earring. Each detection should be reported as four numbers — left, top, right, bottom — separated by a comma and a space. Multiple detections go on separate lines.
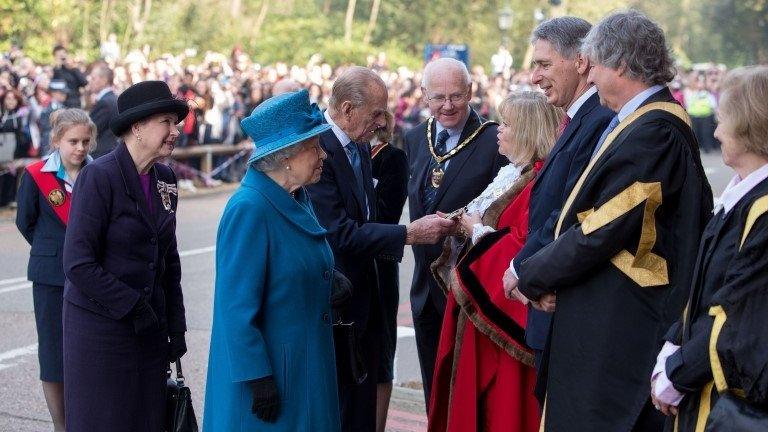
285, 165, 291, 171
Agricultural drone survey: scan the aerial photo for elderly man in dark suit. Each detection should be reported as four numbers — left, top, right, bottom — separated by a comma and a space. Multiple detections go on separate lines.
501, 16, 614, 403
511, 11, 713, 431
306, 66, 453, 432
87, 63, 119, 158
404, 57, 506, 407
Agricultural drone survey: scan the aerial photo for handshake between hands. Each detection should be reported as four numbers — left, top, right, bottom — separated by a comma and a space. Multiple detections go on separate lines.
502, 267, 556, 312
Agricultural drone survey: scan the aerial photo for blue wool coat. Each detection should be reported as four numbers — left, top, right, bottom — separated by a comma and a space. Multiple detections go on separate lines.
203, 168, 340, 432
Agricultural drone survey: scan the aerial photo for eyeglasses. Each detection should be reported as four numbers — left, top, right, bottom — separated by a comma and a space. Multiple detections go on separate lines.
427, 92, 468, 105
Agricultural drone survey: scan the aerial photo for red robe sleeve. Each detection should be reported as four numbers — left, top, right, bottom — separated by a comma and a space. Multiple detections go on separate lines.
454, 179, 535, 362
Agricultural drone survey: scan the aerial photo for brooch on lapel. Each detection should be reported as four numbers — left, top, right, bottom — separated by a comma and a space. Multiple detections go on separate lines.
156, 180, 178, 213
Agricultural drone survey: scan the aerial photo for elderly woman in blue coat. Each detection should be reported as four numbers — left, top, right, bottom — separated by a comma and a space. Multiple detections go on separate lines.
204, 89, 341, 431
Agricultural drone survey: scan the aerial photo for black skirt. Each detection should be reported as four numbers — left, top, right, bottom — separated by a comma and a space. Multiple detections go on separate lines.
63, 300, 169, 432
32, 283, 64, 382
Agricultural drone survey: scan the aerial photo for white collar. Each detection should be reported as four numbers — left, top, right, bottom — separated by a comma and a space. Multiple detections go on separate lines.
717, 163, 768, 215
324, 110, 352, 148
566, 86, 597, 119
617, 85, 665, 122
96, 87, 113, 101
41, 151, 61, 173
41, 150, 92, 187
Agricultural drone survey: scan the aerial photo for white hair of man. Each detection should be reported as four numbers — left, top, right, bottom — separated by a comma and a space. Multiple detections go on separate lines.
328, 66, 386, 113
581, 10, 675, 86
421, 57, 471, 89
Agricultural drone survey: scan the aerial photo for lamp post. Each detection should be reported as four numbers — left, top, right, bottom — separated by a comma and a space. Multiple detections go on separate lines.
498, 7, 513, 47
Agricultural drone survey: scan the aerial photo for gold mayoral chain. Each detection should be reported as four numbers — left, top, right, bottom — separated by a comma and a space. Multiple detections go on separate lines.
426, 116, 496, 188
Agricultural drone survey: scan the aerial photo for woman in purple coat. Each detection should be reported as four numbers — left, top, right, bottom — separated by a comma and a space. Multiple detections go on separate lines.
62, 81, 189, 431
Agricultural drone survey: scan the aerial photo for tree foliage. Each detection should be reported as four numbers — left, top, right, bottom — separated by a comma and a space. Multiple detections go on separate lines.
1, 0, 765, 68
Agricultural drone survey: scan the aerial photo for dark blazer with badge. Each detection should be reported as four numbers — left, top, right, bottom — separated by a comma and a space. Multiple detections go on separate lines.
306, 128, 407, 432
89, 90, 120, 158
404, 109, 505, 402
62, 142, 186, 431
16, 171, 69, 286
519, 88, 713, 432
662, 177, 768, 432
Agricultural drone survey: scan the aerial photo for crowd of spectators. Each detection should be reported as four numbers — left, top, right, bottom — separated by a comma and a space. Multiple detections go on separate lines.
0, 42, 726, 208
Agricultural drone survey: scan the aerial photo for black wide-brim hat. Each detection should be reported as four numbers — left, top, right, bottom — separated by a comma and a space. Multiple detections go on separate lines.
109, 80, 190, 136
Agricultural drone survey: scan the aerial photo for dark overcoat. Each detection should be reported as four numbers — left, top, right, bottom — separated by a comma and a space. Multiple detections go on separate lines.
89, 90, 120, 158
306, 128, 406, 432
62, 142, 186, 431
371, 143, 409, 380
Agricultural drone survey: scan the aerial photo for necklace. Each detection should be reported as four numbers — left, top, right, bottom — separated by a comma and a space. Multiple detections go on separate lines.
425, 116, 497, 164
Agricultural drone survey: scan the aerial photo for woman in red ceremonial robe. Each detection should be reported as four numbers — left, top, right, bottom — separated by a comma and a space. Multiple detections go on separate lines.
429, 91, 562, 432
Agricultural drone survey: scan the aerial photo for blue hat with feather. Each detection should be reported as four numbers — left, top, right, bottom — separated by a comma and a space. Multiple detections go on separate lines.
241, 89, 330, 164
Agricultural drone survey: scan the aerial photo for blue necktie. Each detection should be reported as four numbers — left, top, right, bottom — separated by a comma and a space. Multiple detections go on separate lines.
591, 115, 620, 159
345, 142, 369, 218
423, 129, 451, 210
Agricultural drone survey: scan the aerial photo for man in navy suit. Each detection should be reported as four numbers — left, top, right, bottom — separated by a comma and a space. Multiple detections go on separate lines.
404, 57, 506, 407
306, 66, 453, 432
87, 63, 119, 158
502, 16, 614, 403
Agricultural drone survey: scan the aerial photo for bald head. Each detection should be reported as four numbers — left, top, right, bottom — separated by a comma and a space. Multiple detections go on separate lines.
421, 58, 471, 89
272, 78, 301, 96
421, 58, 472, 128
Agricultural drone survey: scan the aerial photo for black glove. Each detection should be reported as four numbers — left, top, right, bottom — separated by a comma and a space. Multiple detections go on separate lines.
168, 333, 187, 362
330, 269, 352, 310
250, 376, 279, 423
132, 298, 159, 335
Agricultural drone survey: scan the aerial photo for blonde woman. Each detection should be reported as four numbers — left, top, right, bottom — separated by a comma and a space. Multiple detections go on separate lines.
429, 91, 561, 432
16, 108, 95, 431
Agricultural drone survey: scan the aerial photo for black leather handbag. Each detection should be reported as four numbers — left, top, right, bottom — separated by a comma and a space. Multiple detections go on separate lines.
705, 393, 768, 431
329, 269, 367, 384
333, 319, 368, 385
165, 359, 199, 432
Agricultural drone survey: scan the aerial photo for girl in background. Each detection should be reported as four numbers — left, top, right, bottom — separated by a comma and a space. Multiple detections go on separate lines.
16, 108, 95, 431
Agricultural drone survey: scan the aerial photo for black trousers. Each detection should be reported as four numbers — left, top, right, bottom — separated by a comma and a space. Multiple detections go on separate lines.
413, 297, 444, 409
337, 304, 380, 432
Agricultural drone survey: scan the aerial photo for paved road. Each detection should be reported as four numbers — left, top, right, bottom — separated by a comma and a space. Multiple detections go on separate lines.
0, 152, 731, 431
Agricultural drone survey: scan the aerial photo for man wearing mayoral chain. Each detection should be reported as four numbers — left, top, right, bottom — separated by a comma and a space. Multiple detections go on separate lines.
404, 57, 506, 407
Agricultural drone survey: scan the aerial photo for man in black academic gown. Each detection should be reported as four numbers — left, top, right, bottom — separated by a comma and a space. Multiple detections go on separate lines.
508, 11, 713, 431
404, 57, 506, 407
